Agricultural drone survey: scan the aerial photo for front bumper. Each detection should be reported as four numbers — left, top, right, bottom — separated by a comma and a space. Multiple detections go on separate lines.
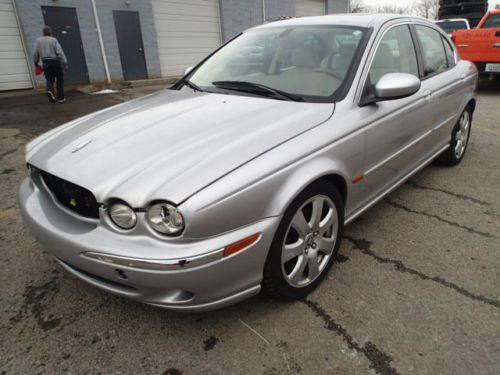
18, 177, 280, 312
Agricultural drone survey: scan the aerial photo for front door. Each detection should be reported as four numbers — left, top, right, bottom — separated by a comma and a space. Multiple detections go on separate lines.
42, 6, 89, 84
113, 11, 148, 81
355, 24, 432, 210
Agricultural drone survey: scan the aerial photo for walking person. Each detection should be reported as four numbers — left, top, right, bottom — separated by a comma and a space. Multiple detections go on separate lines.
33, 26, 68, 103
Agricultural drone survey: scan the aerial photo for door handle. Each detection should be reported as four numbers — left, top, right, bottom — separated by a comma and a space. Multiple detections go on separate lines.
423, 90, 432, 102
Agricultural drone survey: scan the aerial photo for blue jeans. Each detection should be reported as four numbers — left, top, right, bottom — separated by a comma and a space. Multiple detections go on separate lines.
42, 59, 64, 100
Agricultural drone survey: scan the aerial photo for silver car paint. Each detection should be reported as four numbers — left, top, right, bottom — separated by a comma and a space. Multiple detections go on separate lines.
19, 14, 477, 311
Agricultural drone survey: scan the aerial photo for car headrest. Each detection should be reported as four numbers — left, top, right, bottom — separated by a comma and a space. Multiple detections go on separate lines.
290, 45, 318, 68
338, 43, 357, 56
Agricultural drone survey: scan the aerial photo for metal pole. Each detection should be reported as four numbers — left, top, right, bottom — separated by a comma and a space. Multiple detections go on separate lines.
262, 0, 266, 23
91, 0, 111, 84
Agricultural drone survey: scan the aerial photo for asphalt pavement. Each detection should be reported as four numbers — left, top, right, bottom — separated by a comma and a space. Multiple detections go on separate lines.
0, 80, 499, 375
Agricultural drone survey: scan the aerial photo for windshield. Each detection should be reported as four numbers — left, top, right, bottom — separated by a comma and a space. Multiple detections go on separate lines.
436, 21, 468, 33
483, 14, 500, 29
185, 25, 367, 102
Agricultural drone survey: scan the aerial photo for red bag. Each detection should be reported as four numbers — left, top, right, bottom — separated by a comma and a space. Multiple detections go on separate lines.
35, 64, 43, 76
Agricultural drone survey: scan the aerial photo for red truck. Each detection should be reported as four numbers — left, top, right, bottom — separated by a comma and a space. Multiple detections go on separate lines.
453, 9, 500, 77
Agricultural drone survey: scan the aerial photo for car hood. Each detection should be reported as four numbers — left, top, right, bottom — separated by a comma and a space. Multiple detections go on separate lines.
27, 89, 334, 206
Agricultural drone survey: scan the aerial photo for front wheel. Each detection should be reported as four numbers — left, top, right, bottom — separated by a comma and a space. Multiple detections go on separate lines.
435, 106, 472, 166
262, 181, 344, 299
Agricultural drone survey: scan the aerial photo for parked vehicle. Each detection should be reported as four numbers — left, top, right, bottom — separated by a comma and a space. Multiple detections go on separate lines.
438, 0, 488, 27
435, 18, 470, 37
453, 9, 500, 77
19, 14, 477, 312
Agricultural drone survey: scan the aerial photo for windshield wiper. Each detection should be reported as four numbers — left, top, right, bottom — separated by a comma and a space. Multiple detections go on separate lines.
183, 80, 204, 92
212, 81, 303, 102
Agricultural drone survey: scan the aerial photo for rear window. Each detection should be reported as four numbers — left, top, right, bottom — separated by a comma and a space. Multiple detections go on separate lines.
436, 21, 468, 33
483, 14, 500, 29
415, 25, 448, 77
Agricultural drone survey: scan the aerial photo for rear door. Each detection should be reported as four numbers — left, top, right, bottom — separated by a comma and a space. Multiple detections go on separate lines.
413, 24, 465, 150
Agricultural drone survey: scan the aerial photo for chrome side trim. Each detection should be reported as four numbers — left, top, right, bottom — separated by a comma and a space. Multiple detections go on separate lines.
345, 143, 449, 225
83, 248, 225, 271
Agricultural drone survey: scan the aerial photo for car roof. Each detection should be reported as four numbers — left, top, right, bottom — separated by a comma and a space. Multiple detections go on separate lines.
252, 13, 430, 31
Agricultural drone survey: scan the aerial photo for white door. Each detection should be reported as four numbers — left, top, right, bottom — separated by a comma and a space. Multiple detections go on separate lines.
152, 0, 222, 77
0, 0, 32, 91
295, 0, 326, 16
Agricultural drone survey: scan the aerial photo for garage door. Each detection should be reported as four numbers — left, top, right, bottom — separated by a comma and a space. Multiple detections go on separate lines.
295, 0, 326, 16
0, 0, 32, 91
152, 0, 222, 77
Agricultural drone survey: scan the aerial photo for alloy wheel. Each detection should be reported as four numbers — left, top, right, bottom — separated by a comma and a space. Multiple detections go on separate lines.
454, 110, 470, 159
281, 195, 338, 287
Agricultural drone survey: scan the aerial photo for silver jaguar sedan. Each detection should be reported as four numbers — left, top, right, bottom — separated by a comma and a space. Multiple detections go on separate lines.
19, 14, 477, 312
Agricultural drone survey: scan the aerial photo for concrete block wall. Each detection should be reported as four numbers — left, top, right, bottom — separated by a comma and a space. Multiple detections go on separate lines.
327, 0, 349, 14
220, 0, 349, 42
219, 0, 264, 42
14, 0, 161, 86
264, 0, 295, 21
15, 0, 106, 86
94, 0, 161, 81
14, 0, 349, 86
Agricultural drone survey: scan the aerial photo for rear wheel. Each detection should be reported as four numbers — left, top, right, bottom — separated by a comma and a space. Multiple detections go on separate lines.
436, 106, 472, 166
262, 181, 344, 299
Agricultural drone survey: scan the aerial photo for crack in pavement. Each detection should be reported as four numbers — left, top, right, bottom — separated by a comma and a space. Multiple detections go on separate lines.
384, 198, 498, 240
344, 235, 500, 308
406, 180, 490, 206
0, 148, 16, 161
302, 299, 400, 375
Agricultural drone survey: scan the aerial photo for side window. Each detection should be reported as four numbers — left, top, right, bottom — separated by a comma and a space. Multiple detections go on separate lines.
441, 36, 456, 67
369, 25, 419, 85
483, 14, 500, 29
415, 26, 448, 77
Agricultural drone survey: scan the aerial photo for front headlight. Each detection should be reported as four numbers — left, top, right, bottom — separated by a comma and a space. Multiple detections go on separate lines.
147, 202, 184, 235
109, 202, 137, 229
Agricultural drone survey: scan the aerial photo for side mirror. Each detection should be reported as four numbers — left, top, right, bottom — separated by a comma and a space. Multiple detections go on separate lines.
374, 73, 421, 101
183, 66, 194, 76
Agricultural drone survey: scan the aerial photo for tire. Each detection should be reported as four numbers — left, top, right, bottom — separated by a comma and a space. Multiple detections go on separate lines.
262, 180, 344, 300
435, 106, 472, 166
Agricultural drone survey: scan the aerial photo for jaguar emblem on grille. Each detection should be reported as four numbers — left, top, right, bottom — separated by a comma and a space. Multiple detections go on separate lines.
70, 197, 77, 207
71, 139, 92, 153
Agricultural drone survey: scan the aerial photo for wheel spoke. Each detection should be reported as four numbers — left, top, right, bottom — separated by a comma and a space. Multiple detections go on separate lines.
316, 236, 335, 253
283, 240, 304, 262
310, 198, 324, 229
319, 208, 335, 234
291, 210, 310, 238
289, 255, 307, 283
307, 256, 320, 280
